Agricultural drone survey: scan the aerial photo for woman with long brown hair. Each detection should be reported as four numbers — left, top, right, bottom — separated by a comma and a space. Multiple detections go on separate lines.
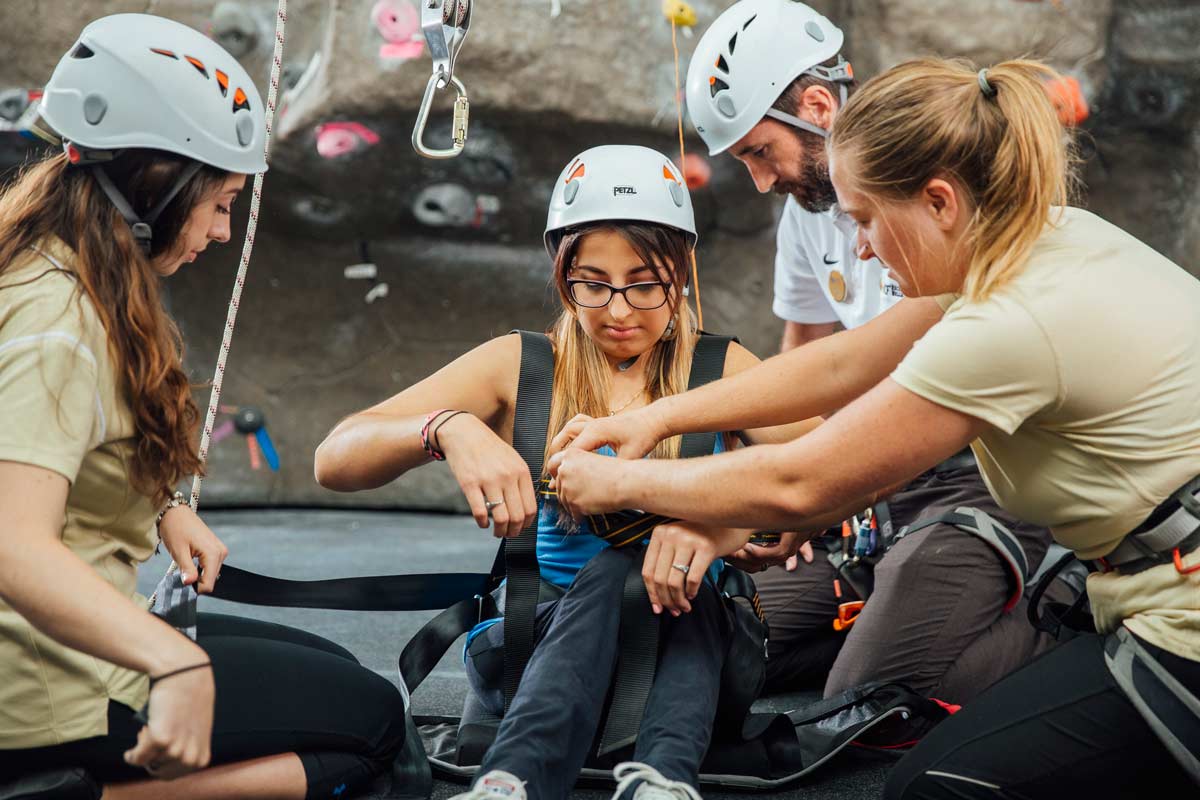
315, 144, 817, 800
0, 14, 405, 800
550, 58, 1200, 797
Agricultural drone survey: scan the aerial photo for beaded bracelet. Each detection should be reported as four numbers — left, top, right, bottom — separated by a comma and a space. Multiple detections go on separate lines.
420, 409, 453, 461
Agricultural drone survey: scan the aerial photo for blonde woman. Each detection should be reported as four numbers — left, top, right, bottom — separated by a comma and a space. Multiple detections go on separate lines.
551, 60, 1200, 798
315, 145, 815, 800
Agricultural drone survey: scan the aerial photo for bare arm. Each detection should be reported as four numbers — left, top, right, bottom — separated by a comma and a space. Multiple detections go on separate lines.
314, 333, 537, 537
0, 461, 215, 776
555, 297, 944, 458
551, 378, 987, 532
314, 333, 520, 491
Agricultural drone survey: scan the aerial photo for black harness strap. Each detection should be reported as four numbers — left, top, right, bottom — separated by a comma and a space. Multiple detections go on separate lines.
502, 331, 555, 711
596, 333, 733, 756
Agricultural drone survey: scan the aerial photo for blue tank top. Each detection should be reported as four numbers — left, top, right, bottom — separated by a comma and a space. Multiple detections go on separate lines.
465, 437, 727, 651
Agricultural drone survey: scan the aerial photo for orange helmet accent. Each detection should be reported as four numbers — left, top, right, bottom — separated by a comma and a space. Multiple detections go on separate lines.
845, 62, 854, 79
215, 69, 230, 96
150, 48, 177, 59
662, 165, 680, 184
232, 87, 250, 112
566, 162, 585, 182
184, 55, 208, 77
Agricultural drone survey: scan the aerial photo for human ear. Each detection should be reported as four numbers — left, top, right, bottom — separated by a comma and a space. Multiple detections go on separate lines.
923, 178, 961, 232
800, 85, 837, 131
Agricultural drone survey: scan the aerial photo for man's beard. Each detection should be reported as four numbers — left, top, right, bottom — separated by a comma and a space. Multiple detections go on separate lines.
774, 131, 838, 213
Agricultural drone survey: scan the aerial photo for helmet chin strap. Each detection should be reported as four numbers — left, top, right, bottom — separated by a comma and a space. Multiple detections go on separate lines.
763, 58, 853, 139
89, 159, 204, 256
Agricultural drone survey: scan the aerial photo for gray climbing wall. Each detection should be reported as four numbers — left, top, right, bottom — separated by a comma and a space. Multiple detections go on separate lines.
1, 0, 1196, 511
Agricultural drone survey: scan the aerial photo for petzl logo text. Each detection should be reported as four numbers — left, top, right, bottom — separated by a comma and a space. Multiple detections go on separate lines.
613, 186, 638, 195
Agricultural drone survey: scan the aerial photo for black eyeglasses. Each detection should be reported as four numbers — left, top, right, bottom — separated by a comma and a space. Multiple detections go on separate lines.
566, 279, 670, 310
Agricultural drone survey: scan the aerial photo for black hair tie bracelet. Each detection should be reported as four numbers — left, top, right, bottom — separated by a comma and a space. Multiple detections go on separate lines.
149, 661, 212, 688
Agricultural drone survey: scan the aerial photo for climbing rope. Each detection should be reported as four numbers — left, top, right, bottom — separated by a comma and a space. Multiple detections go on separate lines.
152, 0, 287, 609
669, 11, 704, 330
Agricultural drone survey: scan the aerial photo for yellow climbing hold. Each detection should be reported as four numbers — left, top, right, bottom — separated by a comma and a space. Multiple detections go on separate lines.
662, 0, 697, 28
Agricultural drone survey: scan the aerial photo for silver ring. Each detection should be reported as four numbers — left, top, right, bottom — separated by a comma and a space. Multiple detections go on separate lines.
484, 499, 504, 511
672, 563, 690, 575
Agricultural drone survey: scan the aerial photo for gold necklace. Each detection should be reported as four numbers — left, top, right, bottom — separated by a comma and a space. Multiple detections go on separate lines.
609, 388, 646, 416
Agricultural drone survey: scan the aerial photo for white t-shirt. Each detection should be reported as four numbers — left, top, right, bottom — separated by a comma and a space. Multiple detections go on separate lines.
772, 195, 903, 329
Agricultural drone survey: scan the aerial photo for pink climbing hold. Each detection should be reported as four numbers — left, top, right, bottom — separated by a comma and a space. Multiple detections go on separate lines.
315, 122, 382, 159
372, 0, 424, 62
677, 153, 712, 191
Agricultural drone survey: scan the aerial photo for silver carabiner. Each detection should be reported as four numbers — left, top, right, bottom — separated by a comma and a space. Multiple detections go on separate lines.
413, 0, 471, 159
413, 71, 469, 159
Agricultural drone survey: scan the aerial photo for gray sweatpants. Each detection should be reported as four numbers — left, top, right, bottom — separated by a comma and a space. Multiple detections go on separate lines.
756, 461, 1063, 704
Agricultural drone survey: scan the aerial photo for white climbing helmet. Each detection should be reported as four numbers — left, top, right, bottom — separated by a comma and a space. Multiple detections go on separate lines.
38, 13, 268, 174
685, 0, 851, 156
544, 145, 697, 257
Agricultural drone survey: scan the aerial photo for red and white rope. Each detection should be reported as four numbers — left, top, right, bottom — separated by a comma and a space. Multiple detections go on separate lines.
189, 0, 287, 510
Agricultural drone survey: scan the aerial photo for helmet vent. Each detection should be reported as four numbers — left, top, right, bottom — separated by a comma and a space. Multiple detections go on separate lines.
232, 88, 251, 113
742, 14, 757, 30
150, 48, 178, 60
710, 78, 730, 98
215, 69, 230, 98
715, 55, 729, 74
70, 44, 95, 59
185, 56, 209, 78
727, 33, 737, 54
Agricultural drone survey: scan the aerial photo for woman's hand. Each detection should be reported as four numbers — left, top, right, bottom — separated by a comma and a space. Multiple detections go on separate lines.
642, 522, 753, 615
158, 507, 229, 594
548, 405, 669, 460
546, 447, 630, 519
725, 532, 807, 573
438, 413, 537, 538
124, 659, 215, 779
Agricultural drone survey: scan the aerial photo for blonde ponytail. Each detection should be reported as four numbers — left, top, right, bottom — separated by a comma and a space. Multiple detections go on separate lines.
829, 57, 1081, 302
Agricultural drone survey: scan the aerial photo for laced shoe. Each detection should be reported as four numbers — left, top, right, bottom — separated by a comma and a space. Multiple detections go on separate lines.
612, 762, 703, 800
448, 770, 527, 800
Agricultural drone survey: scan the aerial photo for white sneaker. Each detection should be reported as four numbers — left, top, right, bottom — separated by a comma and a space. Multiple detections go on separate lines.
450, 770, 528, 800
612, 762, 703, 800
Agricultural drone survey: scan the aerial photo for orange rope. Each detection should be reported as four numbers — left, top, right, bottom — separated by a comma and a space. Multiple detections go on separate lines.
671, 18, 703, 330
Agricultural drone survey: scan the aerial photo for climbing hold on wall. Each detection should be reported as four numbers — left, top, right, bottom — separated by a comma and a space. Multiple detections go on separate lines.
316, 121, 381, 159
678, 153, 711, 190
233, 406, 280, 472
212, 2, 261, 59
292, 195, 350, 226
662, 0, 698, 32
413, 182, 477, 227
1043, 76, 1089, 127
372, 0, 424, 62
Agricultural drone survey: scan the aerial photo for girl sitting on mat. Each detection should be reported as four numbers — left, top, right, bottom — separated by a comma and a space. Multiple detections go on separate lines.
316, 144, 816, 800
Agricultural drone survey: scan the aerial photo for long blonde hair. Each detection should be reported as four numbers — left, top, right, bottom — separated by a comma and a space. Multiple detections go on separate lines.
544, 222, 697, 472
829, 58, 1081, 301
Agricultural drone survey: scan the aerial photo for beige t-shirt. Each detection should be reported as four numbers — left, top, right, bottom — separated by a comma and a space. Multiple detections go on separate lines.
892, 207, 1200, 660
0, 238, 155, 748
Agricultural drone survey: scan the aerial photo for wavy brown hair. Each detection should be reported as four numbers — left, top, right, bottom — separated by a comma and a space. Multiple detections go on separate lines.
543, 222, 698, 472
0, 151, 228, 503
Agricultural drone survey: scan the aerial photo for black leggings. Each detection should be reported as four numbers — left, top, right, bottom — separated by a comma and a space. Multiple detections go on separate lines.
0, 614, 406, 800
885, 631, 1200, 799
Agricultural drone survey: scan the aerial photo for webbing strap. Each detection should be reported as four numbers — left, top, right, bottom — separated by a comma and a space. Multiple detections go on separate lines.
210, 565, 492, 611
400, 592, 498, 693
678, 334, 732, 459
1105, 627, 1200, 781
502, 331, 554, 710
598, 550, 661, 755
